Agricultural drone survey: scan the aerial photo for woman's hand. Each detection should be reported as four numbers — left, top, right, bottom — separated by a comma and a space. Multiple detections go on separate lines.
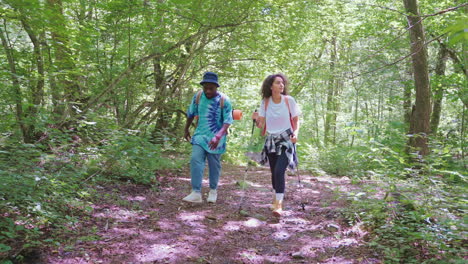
255, 116, 265, 129
290, 133, 297, 143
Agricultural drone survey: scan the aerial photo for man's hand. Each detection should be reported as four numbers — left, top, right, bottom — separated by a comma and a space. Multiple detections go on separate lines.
208, 123, 230, 150
208, 135, 221, 150
184, 129, 192, 142
184, 117, 194, 142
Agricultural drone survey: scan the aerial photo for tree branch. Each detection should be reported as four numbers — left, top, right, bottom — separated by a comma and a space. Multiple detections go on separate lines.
420, 3, 468, 17
354, 2, 467, 17
350, 33, 446, 79
82, 22, 248, 113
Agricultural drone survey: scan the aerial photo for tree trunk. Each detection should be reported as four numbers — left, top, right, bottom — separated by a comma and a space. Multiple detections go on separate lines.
47, 0, 80, 125
461, 104, 466, 169
403, 0, 431, 156
0, 24, 30, 142
123, 10, 134, 124
403, 71, 412, 129
324, 36, 337, 146
332, 78, 342, 145
350, 81, 361, 147
377, 84, 383, 136
430, 44, 449, 134
46, 41, 63, 121
21, 20, 45, 107
21, 19, 46, 140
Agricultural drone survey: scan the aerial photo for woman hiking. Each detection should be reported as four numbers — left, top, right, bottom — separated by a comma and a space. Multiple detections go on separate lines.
255, 73, 301, 217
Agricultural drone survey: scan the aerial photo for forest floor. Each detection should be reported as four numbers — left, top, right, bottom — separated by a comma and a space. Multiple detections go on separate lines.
39, 163, 383, 264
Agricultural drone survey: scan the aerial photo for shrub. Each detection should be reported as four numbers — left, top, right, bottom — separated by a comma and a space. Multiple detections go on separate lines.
95, 130, 178, 185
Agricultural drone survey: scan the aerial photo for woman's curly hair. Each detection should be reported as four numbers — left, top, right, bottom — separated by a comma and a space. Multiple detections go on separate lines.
260, 73, 289, 99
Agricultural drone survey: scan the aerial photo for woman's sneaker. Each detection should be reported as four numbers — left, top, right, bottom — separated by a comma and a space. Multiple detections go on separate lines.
207, 189, 217, 203
182, 191, 202, 203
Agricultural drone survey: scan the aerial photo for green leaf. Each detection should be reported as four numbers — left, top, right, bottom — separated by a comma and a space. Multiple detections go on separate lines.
0, 231, 16, 239
0, 243, 12, 253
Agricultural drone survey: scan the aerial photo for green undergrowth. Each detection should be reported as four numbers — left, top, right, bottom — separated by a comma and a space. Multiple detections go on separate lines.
0, 129, 187, 263
313, 136, 467, 263
341, 173, 466, 263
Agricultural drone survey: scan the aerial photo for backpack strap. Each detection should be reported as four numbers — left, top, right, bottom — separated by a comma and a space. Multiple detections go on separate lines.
261, 98, 269, 136
284, 95, 290, 113
196, 90, 203, 105
220, 94, 225, 121
193, 90, 203, 127
196, 90, 224, 108
284, 95, 296, 131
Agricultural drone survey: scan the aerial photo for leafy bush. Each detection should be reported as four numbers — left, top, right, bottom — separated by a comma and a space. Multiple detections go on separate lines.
95, 130, 179, 185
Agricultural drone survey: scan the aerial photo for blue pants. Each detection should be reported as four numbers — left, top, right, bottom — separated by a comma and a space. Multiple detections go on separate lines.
190, 144, 221, 192
267, 149, 288, 193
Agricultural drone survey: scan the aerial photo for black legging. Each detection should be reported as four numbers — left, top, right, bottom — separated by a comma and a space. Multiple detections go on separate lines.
267, 148, 289, 194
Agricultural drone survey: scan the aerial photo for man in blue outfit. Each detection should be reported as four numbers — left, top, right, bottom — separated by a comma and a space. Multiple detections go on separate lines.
182, 72, 233, 203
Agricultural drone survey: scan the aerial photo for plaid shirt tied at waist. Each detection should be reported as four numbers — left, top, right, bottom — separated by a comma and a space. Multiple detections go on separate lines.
260, 128, 298, 170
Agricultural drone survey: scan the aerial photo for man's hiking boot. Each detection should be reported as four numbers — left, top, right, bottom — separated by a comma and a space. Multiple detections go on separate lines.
182, 191, 202, 203
207, 189, 217, 203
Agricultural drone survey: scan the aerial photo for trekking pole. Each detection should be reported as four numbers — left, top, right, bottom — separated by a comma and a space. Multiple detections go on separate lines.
293, 144, 306, 211
238, 111, 258, 216
296, 165, 306, 211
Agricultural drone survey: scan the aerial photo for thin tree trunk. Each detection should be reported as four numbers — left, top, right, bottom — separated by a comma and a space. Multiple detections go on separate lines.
430, 44, 449, 134
403, 69, 413, 128
377, 84, 383, 136
461, 104, 466, 169
109, 27, 120, 124
19, 19, 46, 141
404, 0, 432, 156
351, 81, 360, 147
324, 36, 337, 146
365, 102, 370, 140
151, 57, 169, 141
123, 10, 133, 124
0, 23, 29, 141
313, 87, 320, 146
332, 78, 342, 145
46, 41, 63, 121
21, 20, 45, 107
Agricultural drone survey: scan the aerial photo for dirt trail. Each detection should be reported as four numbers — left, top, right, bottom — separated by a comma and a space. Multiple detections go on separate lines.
42, 163, 381, 264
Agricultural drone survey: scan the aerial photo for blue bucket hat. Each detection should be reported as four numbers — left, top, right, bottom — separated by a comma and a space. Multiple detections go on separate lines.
200, 72, 220, 87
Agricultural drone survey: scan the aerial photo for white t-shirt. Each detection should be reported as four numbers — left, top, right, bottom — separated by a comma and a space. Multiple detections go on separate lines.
259, 95, 301, 134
